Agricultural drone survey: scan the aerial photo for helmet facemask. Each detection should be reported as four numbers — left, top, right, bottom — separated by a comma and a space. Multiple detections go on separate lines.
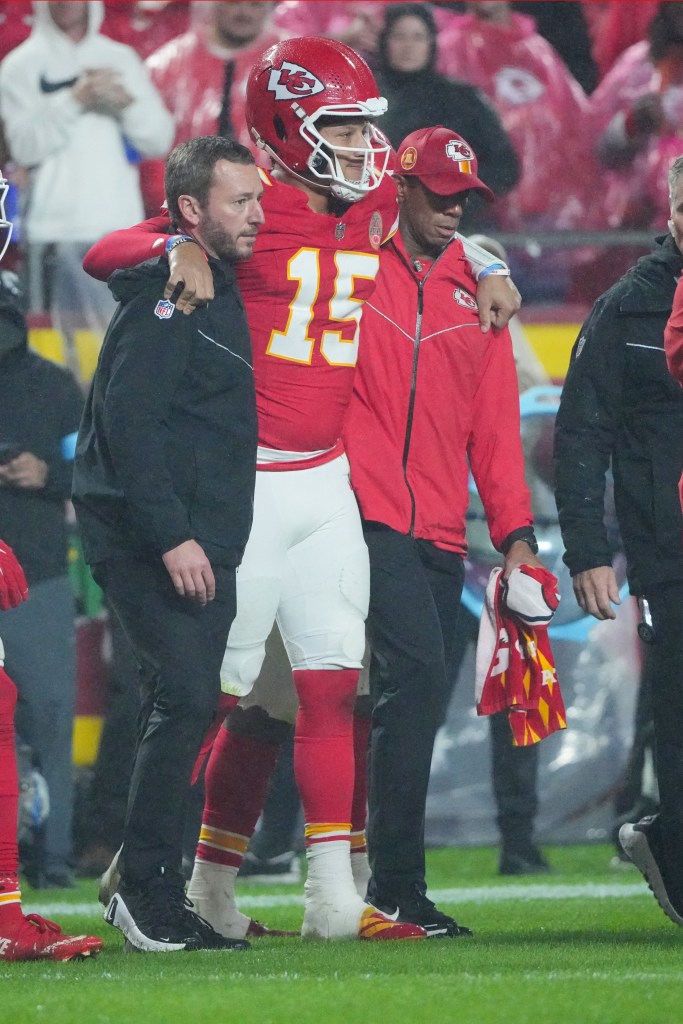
255, 98, 390, 204
299, 101, 390, 203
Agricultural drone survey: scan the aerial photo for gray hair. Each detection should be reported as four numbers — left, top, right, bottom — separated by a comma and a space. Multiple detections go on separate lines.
668, 156, 683, 205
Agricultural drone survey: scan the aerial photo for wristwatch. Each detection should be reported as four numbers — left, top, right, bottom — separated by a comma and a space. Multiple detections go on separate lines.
501, 528, 539, 556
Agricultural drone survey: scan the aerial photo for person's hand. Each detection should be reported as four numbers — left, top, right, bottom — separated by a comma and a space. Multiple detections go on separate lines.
476, 275, 521, 333
72, 68, 133, 116
502, 539, 545, 580
0, 451, 48, 489
162, 539, 215, 605
572, 565, 621, 620
0, 539, 28, 610
165, 242, 214, 314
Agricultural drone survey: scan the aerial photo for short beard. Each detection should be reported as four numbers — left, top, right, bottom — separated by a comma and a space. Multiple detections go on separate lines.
200, 215, 245, 263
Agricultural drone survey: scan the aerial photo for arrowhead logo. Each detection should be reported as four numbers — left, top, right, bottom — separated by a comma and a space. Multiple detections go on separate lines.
267, 61, 324, 100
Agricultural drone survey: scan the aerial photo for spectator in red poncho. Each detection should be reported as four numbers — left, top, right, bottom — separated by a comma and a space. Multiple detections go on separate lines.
272, 0, 384, 64
582, 1, 659, 83
437, 1, 598, 300
591, 3, 683, 232
0, 1, 33, 61
101, 1, 190, 60
139, 1, 286, 214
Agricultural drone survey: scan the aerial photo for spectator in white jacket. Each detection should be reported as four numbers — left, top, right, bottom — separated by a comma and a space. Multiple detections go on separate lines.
0, 0, 174, 380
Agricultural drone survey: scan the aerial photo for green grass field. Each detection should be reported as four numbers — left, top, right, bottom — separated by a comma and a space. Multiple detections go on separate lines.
3, 845, 681, 1024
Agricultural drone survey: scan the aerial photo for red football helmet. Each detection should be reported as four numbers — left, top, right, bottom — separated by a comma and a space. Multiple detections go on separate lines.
246, 36, 390, 203
0, 172, 12, 263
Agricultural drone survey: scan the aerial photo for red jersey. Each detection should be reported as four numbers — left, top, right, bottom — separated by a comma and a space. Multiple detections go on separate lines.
344, 232, 531, 555
83, 170, 398, 453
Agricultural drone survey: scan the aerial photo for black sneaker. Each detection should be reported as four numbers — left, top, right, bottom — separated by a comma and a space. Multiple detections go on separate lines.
180, 897, 251, 951
105, 869, 251, 952
619, 815, 683, 926
369, 883, 472, 939
499, 846, 552, 876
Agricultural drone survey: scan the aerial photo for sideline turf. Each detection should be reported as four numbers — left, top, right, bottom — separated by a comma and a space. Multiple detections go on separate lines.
3, 845, 680, 1024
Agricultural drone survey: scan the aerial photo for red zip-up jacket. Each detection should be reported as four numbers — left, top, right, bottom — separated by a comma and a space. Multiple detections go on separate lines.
343, 231, 532, 555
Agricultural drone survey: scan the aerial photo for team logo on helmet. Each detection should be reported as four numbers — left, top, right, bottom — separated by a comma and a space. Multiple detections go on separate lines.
267, 61, 325, 101
446, 139, 474, 175
453, 288, 478, 310
369, 212, 382, 250
400, 147, 418, 171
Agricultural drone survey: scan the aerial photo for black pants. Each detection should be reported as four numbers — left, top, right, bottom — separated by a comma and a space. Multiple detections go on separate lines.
363, 523, 465, 900
642, 580, 683, 886
92, 556, 236, 884
84, 607, 140, 851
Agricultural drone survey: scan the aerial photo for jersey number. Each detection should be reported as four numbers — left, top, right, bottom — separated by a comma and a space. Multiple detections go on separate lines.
266, 248, 380, 367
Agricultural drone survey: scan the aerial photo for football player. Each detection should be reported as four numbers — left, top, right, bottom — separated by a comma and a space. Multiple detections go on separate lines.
84, 37, 516, 941
0, 173, 103, 961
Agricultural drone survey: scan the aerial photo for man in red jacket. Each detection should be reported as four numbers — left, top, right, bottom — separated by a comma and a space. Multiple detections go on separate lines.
342, 125, 546, 929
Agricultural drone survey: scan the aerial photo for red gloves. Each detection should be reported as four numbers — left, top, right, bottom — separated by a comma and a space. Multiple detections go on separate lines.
0, 539, 28, 611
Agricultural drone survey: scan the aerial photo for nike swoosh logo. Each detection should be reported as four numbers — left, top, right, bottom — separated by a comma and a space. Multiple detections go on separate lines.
39, 74, 79, 94
382, 907, 400, 921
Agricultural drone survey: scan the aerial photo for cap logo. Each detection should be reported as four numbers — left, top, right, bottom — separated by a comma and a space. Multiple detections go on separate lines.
400, 147, 418, 171
445, 139, 474, 174
267, 61, 324, 101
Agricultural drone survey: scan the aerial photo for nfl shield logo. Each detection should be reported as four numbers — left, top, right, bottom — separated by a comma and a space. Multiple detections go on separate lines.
335, 222, 346, 241
154, 299, 175, 320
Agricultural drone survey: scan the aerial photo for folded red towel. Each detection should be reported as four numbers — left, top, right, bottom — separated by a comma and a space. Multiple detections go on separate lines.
475, 565, 566, 746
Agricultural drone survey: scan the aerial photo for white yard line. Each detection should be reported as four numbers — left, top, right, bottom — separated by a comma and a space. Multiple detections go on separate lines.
27, 881, 649, 918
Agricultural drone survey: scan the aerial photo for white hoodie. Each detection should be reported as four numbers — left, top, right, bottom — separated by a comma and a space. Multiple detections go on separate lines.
0, 1, 174, 242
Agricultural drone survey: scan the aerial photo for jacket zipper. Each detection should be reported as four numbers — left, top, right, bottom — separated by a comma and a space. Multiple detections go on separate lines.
396, 244, 444, 536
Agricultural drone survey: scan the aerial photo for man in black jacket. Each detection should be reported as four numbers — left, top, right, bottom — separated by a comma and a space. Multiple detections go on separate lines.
0, 270, 84, 889
72, 135, 263, 953
554, 156, 683, 926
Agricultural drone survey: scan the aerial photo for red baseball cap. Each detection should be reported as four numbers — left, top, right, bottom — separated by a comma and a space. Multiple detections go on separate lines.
396, 126, 495, 202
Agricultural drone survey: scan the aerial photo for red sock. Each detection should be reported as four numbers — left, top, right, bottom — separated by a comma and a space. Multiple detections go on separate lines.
351, 711, 371, 851
0, 667, 22, 927
0, 667, 19, 877
190, 693, 239, 785
293, 669, 358, 846
195, 725, 280, 868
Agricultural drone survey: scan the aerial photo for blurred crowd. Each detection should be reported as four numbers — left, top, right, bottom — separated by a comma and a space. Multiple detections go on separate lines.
2, 0, 683, 314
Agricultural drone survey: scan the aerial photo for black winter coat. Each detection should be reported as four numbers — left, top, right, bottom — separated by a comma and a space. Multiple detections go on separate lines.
554, 234, 683, 594
0, 341, 83, 584
73, 258, 257, 569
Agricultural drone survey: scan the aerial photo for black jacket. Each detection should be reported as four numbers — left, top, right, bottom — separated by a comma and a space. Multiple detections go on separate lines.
0, 274, 84, 584
554, 234, 683, 593
72, 258, 257, 569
